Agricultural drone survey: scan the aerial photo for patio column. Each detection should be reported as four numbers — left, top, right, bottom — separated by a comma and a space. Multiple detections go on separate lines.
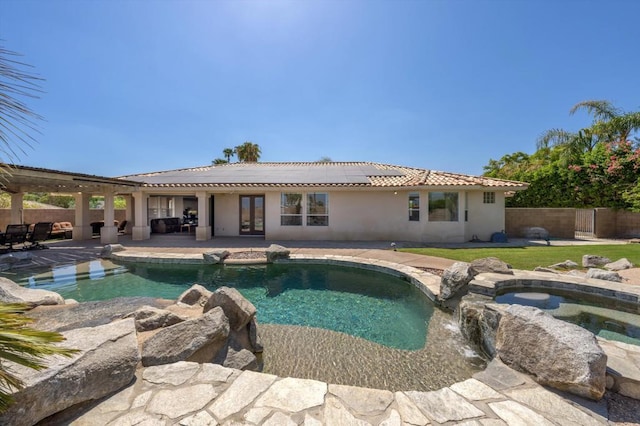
195, 191, 211, 241
132, 191, 150, 240
10, 193, 23, 224
101, 190, 118, 244
123, 194, 133, 234
73, 193, 92, 240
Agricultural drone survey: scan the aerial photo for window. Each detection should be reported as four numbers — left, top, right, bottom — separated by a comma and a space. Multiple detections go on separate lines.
307, 193, 328, 226
280, 193, 302, 226
428, 192, 459, 221
483, 192, 495, 204
408, 193, 420, 221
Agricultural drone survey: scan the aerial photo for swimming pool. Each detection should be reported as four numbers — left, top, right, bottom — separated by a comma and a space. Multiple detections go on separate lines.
17, 260, 435, 350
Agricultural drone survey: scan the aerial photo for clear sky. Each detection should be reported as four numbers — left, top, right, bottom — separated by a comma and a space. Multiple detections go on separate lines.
1, 0, 638, 178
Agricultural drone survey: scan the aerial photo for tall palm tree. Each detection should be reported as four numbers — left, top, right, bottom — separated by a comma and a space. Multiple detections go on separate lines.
222, 148, 234, 163
536, 100, 640, 164
234, 141, 261, 162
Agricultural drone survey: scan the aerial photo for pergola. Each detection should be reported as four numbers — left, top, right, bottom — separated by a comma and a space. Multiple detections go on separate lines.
1, 165, 139, 243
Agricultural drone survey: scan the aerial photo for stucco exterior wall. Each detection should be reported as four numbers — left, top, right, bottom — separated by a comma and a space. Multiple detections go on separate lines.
212, 193, 239, 236
465, 191, 506, 242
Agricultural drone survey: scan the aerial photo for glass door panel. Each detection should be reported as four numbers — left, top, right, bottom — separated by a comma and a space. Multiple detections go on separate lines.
239, 195, 265, 235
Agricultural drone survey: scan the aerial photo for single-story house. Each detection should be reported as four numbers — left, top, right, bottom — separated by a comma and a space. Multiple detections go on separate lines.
119, 162, 528, 243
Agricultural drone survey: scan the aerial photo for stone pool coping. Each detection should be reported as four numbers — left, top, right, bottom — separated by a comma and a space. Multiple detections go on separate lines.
101, 248, 640, 423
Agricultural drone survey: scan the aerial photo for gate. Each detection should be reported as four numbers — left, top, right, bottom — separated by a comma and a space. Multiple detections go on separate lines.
575, 209, 595, 239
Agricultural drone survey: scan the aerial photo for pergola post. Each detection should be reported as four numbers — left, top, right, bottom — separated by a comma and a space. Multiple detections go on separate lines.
123, 194, 133, 234
73, 193, 92, 240
195, 191, 211, 241
10, 193, 24, 224
101, 190, 118, 244
132, 191, 150, 240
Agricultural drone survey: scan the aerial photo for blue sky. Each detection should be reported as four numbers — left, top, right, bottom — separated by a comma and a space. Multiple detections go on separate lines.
1, 0, 638, 177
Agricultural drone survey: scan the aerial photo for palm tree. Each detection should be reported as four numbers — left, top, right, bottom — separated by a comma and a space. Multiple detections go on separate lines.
212, 158, 227, 164
234, 141, 261, 163
222, 148, 235, 163
0, 45, 43, 172
0, 304, 78, 412
536, 100, 640, 164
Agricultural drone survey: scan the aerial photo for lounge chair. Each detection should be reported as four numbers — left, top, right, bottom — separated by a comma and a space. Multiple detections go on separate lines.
1, 224, 30, 251
24, 222, 53, 250
117, 220, 128, 235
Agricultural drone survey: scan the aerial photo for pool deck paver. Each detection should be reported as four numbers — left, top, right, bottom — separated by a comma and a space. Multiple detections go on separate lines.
22, 236, 640, 424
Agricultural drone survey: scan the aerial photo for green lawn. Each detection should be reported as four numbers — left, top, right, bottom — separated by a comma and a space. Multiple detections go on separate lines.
401, 245, 640, 270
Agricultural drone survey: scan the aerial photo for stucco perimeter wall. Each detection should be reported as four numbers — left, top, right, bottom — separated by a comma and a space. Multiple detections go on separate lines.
0, 209, 126, 230
505, 208, 576, 239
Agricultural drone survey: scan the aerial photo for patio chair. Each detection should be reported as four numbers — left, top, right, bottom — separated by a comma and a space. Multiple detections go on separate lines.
117, 220, 128, 235
24, 222, 53, 250
1, 224, 30, 251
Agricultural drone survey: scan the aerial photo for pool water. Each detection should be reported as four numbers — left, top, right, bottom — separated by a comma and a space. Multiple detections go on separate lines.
16, 260, 435, 351
496, 290, 640, 346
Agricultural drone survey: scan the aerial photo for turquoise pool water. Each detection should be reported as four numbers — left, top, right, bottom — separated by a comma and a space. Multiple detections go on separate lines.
496, 290, 640, 347
17, 261, 435, 350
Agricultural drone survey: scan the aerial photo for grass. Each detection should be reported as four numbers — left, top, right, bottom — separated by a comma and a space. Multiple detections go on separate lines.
401, 244, 640, 271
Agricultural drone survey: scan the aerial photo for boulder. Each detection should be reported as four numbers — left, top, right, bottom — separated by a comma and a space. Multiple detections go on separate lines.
604, 258, 633, 271
457, 295, 504, 358
123, 305, 187, 332
100, 244, 125, 258
549, 260, 579, 270
495, 305, 607, 400
585, 268, 623, 283
222, 347, 258, 371
470, 257, 513, 275
249, 317, 263, 353
203, 250, 230, 264
0, 276, 65, 307
265, 244, 290, 263
524, 227, 549, 240
533, 267, 558, 274
203, 286, 257, 331
439, 262, 475, 301
177, 284, 214, 307
141, 306, 230, 367
582, 255, 611, 268
0, 318, 139, 426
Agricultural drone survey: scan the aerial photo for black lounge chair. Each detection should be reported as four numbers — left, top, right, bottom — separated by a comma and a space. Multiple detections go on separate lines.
1, 224, 30, 250
117, 220, 128, 235
24, 222, 53, 250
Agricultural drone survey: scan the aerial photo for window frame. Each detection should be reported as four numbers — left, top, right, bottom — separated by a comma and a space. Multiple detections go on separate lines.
483, 191, 496, 204
280, 193, 303, 226
408, 193, 420, 221
306, 192, 329, 226
428, 192, 459, 222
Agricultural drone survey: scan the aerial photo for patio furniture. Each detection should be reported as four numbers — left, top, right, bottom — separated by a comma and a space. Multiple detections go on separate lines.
24, 222, 53, 250
90, 220, 120, 236
117, 220, 128, 235
51, 222, 73, 239
150, 218, 181, 233
1, 224, 30, 250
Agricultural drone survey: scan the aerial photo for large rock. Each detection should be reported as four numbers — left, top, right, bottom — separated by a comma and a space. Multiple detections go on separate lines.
582, 255, 611, 268
585, 268, 623, 283
141, 306, 230, 366
177, 284, 213, 307
203, 286, 256, 331
265, 244, 290, 263
524, 227, 549, 240
123, 305, 187, 332
100, 243, 125, 258
0, 318, 140, 426
0, 276, 65, 307
203, 250, 230, 264
457, 295, 504, 358
439, 262, 475, 301
549, 260, 579, 270
604, 258, 633, 271
496, 305, 607, 400
470, 257, 513, 275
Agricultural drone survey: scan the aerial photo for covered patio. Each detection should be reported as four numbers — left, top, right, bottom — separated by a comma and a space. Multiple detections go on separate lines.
0, 165, 139, 244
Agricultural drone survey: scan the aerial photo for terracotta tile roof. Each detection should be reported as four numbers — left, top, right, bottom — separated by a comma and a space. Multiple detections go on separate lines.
119, 162, 527, 190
